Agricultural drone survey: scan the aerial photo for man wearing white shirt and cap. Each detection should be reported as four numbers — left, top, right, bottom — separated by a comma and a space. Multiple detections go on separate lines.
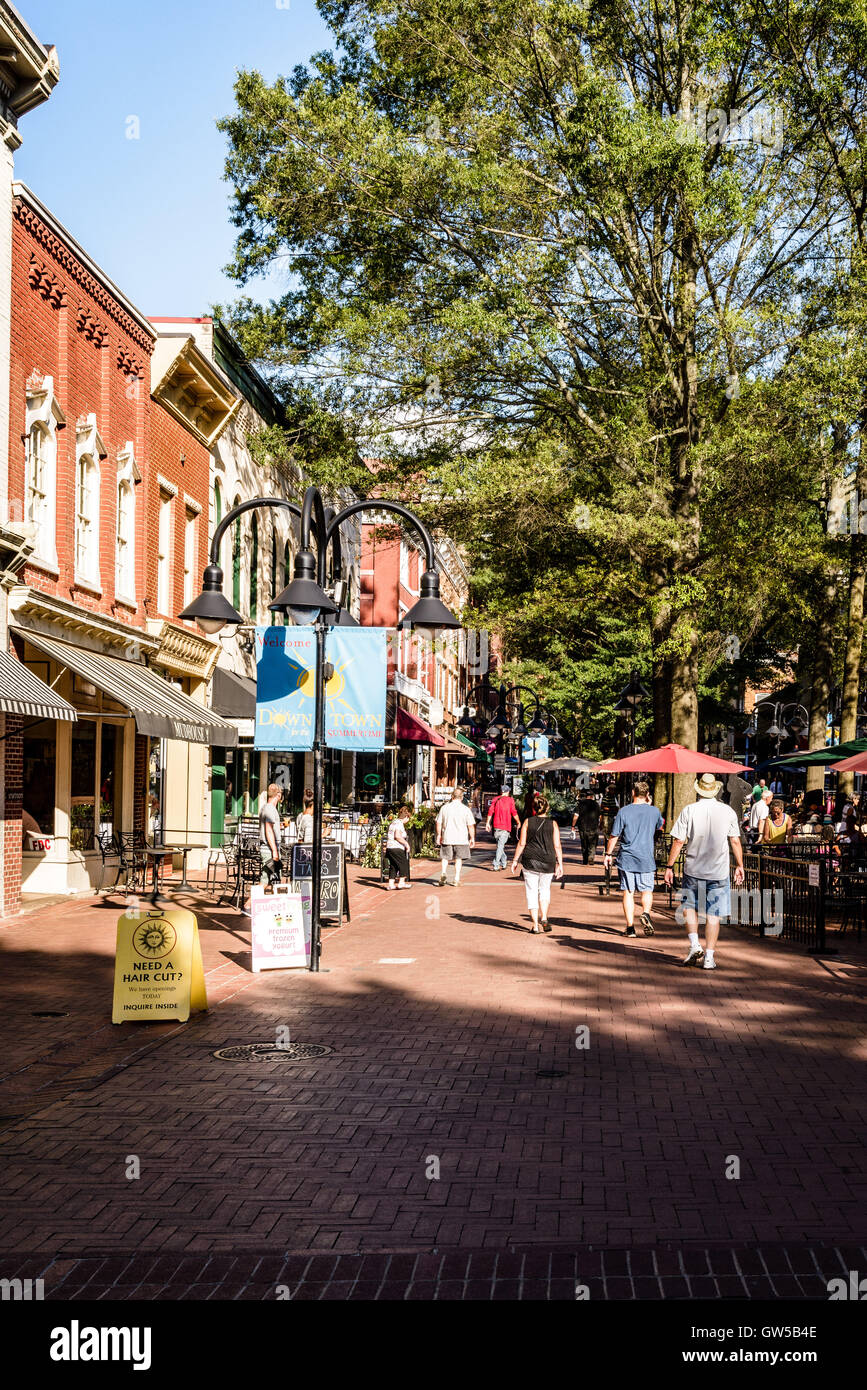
664, 773, 745, 970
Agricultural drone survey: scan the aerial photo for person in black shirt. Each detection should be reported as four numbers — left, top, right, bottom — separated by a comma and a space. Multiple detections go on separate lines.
571, 790, 601, 864
511, 793, 564, 932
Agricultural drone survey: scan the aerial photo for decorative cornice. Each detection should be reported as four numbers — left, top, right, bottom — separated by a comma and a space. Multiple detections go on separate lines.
151, 335, 240, 448
14, 187, 155, 354
76, 306, 109, 346
28, 254, 65, 307
75, 413, 107, 461
157, 474, 178, 499
8, 586, 158, 655
183, 493, 202, 516
149, 619, 219, 680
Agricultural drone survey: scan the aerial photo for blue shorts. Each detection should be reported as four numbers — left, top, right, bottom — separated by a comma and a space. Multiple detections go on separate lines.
679, 874, 730, 920
619, 869, 655, 893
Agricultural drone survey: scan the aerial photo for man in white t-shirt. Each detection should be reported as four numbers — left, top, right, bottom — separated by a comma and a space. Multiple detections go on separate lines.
748, 788, 773, 844
436, 786, 476, 887
664, 773, 745, 971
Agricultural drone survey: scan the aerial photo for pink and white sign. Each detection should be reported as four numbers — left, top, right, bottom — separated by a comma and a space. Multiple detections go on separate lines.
250, 885, 311, 972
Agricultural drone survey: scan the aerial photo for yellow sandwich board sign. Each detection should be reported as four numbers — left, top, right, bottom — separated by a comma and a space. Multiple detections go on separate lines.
112, 905, 207, 1024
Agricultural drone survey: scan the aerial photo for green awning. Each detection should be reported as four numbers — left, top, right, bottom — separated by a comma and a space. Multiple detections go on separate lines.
766, 736, 867, 768
455, 730, 492, 763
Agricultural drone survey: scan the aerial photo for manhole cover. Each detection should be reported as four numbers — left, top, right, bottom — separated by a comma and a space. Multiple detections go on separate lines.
212, 1042, 333, 1062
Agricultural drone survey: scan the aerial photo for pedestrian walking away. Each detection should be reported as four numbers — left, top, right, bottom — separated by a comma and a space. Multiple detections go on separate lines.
511, 793, 563, 932
436, 786, 476, 886
664, 772, 745, 971
486, 786, 520, 869
572, 789, 601, 864
603, 780, 662, 937
385, 805, 412, 889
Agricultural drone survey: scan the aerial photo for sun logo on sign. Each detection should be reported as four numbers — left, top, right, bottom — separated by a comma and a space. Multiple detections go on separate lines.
132, 917, 178, 958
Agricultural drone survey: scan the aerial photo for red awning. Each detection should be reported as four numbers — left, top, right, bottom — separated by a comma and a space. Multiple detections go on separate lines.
396, 706, 445, 746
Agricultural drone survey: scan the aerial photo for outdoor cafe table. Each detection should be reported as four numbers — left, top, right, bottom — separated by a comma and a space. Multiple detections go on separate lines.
143, 843, 199, 900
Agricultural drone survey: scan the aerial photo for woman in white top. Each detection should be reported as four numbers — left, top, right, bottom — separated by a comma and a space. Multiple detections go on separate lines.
296, 797, 314, 844
385, 806, 412, 889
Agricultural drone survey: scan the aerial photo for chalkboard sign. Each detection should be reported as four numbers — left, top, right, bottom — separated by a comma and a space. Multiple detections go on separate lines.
291, 842, 346, 921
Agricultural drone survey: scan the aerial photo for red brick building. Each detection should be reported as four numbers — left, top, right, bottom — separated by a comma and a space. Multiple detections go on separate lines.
359, 520, 491, 805
2, 185, 235, 909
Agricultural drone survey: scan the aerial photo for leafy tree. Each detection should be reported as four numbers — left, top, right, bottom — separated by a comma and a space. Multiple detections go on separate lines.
218, 0, 838, 810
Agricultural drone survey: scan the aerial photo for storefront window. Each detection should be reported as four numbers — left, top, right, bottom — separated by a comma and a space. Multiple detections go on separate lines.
100, 723, 121, 839
70, 722, 97, 851
148, 738, 164, 842
356, 751, 394, 804
22, 722, 56, 841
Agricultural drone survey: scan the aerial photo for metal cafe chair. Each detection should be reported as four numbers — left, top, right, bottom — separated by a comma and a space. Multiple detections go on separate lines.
219, 841, 263, 907
112, 832, 147, 895
94, 829, 119, 894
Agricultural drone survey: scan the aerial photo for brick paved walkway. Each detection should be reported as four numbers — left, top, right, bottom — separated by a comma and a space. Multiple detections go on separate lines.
1, 834, 865, 1299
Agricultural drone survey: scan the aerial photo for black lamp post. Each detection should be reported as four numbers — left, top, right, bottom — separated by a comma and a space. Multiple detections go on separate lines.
752, 700, 809, 760
180, 484, 460, 972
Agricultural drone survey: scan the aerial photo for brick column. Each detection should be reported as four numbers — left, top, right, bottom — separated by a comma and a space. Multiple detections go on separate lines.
1, 712, 23, 917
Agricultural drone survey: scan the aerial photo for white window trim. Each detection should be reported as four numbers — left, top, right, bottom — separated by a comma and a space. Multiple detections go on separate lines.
157, 490, 174, 616
183, 506, 197, 611
115, 441, 139, 607
74, 414, 105, 594
24, 373, 65, 573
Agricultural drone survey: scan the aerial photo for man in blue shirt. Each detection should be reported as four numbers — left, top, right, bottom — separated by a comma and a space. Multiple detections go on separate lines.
603, 780, 663, 937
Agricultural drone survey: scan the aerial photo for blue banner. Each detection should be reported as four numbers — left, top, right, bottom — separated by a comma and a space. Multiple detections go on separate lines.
325, 628, 387, 752
254, 626, 315, 751
254, 626, 387, 753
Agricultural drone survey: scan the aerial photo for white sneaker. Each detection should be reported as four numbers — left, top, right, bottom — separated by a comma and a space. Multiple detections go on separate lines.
679, 947, 704, 967
702, 957, 717, 970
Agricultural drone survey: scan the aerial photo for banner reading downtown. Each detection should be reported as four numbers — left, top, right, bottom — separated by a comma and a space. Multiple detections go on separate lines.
254, 626, 386, 752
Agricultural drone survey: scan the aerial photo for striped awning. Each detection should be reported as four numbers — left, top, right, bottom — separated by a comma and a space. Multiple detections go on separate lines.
0, 649, 77, 721
13, 629, 237, 746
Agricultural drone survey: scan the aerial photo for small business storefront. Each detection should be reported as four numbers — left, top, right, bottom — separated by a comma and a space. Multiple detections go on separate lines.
11, 622, 236, 895
209, 664, 322, 835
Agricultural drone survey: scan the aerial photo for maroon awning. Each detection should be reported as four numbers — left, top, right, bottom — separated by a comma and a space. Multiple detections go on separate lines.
396, 706, 445, 746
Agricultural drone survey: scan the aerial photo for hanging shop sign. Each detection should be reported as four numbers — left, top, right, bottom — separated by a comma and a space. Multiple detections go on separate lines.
112, 905, 207, 1023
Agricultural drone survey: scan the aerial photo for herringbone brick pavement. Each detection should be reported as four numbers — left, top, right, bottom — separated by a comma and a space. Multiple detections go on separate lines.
1, 833, 865, 1299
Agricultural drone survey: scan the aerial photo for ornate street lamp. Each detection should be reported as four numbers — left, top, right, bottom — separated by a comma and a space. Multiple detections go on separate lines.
181, 485, 460, 972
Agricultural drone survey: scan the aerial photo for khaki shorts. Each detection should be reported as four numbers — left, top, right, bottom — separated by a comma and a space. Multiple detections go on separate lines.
441, 844, 471, 861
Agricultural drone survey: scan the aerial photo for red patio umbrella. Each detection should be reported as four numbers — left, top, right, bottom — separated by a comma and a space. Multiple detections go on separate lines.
599, 742, 745, 774
828, 750, 867, 772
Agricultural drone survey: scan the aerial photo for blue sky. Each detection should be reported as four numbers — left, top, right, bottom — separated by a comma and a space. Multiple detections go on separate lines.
15, 0, 335, 318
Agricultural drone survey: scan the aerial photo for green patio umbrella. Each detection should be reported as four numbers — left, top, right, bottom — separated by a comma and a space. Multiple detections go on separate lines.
455, 730, 492, 764
764, 736, 867, 767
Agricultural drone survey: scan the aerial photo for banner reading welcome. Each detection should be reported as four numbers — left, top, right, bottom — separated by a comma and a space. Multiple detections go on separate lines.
254, 626, 316, 751
254, 626, 387, 753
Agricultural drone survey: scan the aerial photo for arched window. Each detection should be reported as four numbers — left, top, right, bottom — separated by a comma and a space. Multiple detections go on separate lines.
24, 373, 63, 570
116, 480, 133, 597
114, 442, 138, 605
212, 478, 222, 529
250, 513, 259, 621
74, 414, 104, 590
283, 540, 291, 627
75, 453, 99, 584
232, 495, 241, 611
26, 424, 48, 541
